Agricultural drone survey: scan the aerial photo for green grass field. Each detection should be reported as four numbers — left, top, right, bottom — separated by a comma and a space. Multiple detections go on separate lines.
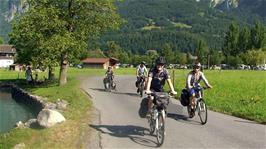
0, 68, 265, 148
171, 69, 266, 124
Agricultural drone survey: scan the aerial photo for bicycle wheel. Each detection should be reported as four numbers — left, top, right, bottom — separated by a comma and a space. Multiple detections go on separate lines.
108, 83, 111, 92
140, 82, 144, 97
156, 112, 165, 146
198, 99, 207, 125
149, 117, 155, 135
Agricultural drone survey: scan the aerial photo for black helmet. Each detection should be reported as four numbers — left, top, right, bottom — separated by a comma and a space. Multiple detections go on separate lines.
155, 56, 166, 65
193, 62, 201, 69
141, 61, 146, 65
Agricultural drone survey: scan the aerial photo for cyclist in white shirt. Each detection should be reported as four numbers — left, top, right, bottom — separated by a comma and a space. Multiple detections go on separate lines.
136, 61, 148, 93
186, 62, 212, 117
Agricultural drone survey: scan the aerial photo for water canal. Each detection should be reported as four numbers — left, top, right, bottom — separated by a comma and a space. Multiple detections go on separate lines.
0, 88, 38, 133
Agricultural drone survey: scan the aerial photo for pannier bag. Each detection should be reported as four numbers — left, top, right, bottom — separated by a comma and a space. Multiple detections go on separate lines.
138, 97, 149, 118
180, 89, 189, 106
154, 92, 170, 108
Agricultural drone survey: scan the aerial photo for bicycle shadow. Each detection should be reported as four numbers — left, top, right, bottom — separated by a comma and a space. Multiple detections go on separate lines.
89, 124, 158, 147
90, 88, 106, 92
90, 88, 140, 97
112, 91, 140, 97
167, 103, 203, 125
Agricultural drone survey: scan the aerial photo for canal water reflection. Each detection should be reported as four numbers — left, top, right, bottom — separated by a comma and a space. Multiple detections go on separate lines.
0, 88, 38, 133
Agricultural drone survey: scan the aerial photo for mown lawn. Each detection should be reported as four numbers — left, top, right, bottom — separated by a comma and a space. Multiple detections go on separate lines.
169, 69, 266, 124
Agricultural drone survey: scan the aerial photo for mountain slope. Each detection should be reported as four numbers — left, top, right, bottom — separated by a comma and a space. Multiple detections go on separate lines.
97, 0, 265, 54
0, 0, 265, 53
0, 0, 26, 42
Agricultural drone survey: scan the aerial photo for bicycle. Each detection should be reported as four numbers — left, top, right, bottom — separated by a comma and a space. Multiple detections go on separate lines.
187, 86, 208, 125
147, 92, 170, 147
137, 75, 146, 97
103, 75, 116, 92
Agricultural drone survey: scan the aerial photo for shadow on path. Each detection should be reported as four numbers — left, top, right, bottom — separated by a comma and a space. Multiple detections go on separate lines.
90, 88, 140, 97
89, 124, 158, 147
234, 120, 261, 125
167, 104, 202, 125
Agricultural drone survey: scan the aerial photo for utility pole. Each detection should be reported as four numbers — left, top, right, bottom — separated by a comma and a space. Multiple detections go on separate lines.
172, 69, 175, 87
207, 54, 210, 69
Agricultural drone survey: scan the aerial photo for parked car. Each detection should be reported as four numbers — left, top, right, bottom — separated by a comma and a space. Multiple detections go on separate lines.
76, 64, 83, 69
238, 64, 246, 70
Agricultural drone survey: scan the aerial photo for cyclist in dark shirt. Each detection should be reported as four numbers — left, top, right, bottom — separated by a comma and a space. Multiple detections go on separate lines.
105, 66, 114, 80
146, 57, 177, 114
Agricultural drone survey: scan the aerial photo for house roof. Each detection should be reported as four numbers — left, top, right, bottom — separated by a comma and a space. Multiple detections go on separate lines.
0, 45, 16, 53
82, 58, 110, 64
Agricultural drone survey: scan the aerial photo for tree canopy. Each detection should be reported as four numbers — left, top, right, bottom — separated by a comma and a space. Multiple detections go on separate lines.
10, 0, 121, 85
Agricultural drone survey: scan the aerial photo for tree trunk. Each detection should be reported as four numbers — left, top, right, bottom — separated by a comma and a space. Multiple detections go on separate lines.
59, 54, 68, 86
48, 66, 55, 80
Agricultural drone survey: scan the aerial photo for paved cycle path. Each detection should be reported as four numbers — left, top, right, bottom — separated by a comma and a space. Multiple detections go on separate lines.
82, 75, 265, 149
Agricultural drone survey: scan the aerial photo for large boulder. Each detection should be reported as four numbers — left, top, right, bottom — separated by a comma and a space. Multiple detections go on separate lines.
37, 109, 66, 128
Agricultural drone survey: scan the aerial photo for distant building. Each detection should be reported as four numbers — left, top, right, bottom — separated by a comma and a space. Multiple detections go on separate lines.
0, 45, 16, 68
82, 57, 118, 69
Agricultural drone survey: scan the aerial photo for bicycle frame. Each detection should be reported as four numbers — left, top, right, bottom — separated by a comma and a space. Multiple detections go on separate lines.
147, 92, 169, 146
138, 76, 146, 97
188, 86, 208, 124
104, 76, 114, 91
152, 106, 166, 132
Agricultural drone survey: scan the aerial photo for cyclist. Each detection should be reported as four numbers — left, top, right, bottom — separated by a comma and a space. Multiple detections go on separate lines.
105, 66, 114, 80
136, 61, 148, 93
186, 62, 212, 117
145, 57, 177, 116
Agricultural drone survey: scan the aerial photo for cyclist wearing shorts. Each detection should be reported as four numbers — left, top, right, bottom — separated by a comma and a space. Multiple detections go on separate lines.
186, 62, 212, 117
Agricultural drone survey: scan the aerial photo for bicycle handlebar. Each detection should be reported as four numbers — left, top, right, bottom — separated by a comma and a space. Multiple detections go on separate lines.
193, 86, 210, 90
145, 91, 175, 98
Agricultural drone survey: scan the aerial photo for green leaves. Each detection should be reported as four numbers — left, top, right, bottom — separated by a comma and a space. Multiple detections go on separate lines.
10, 0, 121, 84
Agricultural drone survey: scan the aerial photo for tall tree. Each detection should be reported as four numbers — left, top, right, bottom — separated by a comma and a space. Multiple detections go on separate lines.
242, 49, 266, 66
251, 21, 266, 49
10, 0, 121, 85
106, 41, 129, 63
146, 50, 158, 66
209, 49, 224, 65
160, 43, 174, 64
238, 26, 251, 53
223, 22, 240, 57
175, 51, 187, 65
195, 40, 208, 64
106, 41, 122, 59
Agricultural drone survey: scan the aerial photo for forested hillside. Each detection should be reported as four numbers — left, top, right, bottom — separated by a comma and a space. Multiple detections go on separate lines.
95, 0, 265, 54
1, 0, 265, 56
